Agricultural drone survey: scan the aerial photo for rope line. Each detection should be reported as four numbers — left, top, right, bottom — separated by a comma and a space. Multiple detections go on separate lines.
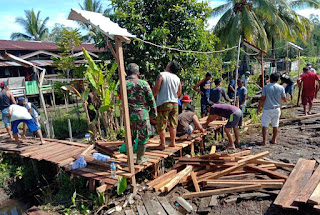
134, 38, 238, 54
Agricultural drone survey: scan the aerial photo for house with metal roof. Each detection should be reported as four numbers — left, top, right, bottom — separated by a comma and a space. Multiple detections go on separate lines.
0, 40, 105, 105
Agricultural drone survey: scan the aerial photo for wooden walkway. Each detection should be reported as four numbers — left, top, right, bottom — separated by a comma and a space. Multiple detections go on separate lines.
0, 120, 226, 192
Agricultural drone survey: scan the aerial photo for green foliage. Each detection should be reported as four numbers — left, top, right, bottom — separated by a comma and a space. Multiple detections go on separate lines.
46, 114, 89, 139
11, 9, 49, 41
117, 176, 127, 195
52, 28, 84, 78
105, 0, 222, 87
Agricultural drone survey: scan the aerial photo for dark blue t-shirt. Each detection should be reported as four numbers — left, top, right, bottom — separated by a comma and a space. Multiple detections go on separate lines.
228, 79, 236, 99
200, 80, 211, 100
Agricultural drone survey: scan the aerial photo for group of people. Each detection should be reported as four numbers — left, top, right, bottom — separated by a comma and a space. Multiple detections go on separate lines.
120, 62, 250, 164
0, 81, 44, 147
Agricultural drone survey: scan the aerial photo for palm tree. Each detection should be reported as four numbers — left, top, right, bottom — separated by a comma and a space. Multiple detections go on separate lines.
79, 0, 103, 13
212, 0, 279, 50
212, 0, 319, 51
10, 9, 49, 41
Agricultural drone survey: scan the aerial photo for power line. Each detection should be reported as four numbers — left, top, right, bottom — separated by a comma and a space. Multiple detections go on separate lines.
135, 37, 238, 54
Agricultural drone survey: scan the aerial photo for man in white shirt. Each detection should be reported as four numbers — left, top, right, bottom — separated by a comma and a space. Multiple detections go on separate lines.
8, 104, 45, 147
153, 61, 182, 149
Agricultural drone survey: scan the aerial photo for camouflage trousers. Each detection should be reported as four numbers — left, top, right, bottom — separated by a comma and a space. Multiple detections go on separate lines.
130, 109, 151, 145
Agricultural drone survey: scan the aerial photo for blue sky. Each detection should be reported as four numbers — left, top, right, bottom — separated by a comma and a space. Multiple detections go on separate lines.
0, 0, 319, 40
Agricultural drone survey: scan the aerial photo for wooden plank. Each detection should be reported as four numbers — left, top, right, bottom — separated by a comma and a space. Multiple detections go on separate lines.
96, 140, 124, 146
142, 193, 166, 215
210, 145, 216, 154
274, 158, 315, 210
198, 163, 246, 182
190, 171, 200, 192
206, 180, 283, 189
164, 165, 193, 192
136, 205, 148, 215
124, 210, 135, 215
81, 144, 95, 155
20, 143, 62, 156
295, 165, 320, 203
154, 174, 178, 192
255, 159, 295, 168
157, 196, 178, 215
147, 169, 177, 187
245, 164, 288, 180
183, 184, 262, 199
238, 151, 269, 164
308, 182, 320, 205
50, 148, 83, 163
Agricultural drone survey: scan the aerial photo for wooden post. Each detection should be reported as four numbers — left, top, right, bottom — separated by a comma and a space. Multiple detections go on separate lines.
261, 52, 264, 89
298, 50, 301, 76
68, 119, 73, 142
64, 92, 69, 112
114, 35, 137, 195
48, 117, 55, 139
51, 82, 57, 111
34, 67, 48, 122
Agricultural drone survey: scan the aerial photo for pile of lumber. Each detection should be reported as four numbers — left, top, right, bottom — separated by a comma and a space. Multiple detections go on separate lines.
274, 158, 320, 211
147, 150, 294, 199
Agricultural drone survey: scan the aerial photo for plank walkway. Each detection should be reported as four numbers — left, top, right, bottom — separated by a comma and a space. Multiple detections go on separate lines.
0, 121, 225, 191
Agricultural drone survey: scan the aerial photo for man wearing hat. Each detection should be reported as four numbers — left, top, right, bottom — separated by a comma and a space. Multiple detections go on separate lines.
241, 71, 251, 88
118, 63, 157, 164
193, 72, 212, 118
0, 81, 16, 139
178, 95, 192, 114
18, 97, 41, 138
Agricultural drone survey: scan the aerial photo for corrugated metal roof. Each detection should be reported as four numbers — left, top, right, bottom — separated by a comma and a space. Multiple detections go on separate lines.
0, 40, 104, 52
68, 9, 135, 40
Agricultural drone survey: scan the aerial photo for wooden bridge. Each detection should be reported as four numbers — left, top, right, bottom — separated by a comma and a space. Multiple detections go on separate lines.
0, 120, 226, 192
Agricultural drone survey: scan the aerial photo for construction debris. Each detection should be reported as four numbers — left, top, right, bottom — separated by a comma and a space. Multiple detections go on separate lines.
147, 150, 293, 203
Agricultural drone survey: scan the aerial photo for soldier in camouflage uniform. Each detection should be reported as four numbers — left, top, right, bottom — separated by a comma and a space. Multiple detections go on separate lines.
117, 63, 157, 164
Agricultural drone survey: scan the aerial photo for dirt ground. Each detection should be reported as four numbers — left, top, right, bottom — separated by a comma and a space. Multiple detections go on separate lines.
145, 102, 320, 215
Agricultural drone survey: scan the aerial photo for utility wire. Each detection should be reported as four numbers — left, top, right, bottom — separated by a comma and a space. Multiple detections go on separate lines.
134, 37, 238, 54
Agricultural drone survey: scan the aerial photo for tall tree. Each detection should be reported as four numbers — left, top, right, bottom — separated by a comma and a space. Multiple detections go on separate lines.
105, 0, 221, 94
79, 0, 103, 13
11, 9, 49, 41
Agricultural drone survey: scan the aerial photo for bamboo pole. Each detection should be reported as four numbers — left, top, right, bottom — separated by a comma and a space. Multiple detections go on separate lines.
261, 52, 264, 89
234, 35, 241, 106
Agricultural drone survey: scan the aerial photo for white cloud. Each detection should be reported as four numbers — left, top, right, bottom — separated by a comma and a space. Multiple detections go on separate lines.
47, 12, 79, 28
0, 15, 24, 40
207, 16, 221, 29
296, 8, 320, 19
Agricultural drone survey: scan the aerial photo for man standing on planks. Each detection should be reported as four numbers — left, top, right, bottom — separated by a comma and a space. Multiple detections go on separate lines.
297, 67, 320, 115
204, 104, 242, 150
193, 72, 212, 118
258, 73, 286, 145
0, 81, 16, 140
118, 63, 157, 164
153, 61, 182, 149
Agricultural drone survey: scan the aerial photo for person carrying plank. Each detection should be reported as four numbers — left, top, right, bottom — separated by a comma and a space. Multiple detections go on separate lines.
258, 73, 286, 145
297, 67, 320, 115
117, 63, 157, 164
204, 104, 242, 150
280, 73, 294, 102
193, 72, 212, 118
177, 104, 205, 140
8, 104, 45, 147
153, 61, 182, 149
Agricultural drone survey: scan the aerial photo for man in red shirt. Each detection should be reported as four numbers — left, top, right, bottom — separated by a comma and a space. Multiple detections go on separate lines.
297, 67, 320, 115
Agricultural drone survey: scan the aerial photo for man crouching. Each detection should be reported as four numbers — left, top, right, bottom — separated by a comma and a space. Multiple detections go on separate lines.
8, 104, 45, 147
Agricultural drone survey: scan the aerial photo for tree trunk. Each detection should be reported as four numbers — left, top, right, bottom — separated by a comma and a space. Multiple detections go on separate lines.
271, 37, 276, 68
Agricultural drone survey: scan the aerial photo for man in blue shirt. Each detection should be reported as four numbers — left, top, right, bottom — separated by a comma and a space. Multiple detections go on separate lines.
258, 73, 286, 145
193, 72, 212, 118
236, 79, 247, 113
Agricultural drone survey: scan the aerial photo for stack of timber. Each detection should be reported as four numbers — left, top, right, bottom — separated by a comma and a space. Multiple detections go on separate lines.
147, 150, 294, 200
274, 158, 320, 212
